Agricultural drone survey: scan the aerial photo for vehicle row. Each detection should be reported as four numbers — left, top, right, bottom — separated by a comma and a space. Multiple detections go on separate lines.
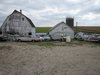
75, 32, 100, 42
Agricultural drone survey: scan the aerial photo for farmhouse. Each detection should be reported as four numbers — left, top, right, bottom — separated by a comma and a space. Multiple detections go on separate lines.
0, 10, 35, 37
48, 22, 74, 40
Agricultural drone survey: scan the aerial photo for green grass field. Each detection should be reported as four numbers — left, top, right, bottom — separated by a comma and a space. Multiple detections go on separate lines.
36, 27, 51, 33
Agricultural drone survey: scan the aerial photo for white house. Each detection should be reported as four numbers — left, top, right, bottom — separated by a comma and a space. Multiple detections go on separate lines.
48, 22, 74, 40
0, 10, 36, 37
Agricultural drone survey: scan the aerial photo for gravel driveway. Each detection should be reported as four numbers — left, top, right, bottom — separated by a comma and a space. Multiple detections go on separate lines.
0, 42, 100, 75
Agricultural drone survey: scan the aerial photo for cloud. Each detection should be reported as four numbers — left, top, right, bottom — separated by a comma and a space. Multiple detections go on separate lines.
94, 0, 100, 6
67, 0, 82, 3
80, 13, 100, 20
0, 0, 100, 27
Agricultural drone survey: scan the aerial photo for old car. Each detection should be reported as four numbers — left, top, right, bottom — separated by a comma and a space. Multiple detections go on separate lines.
86, 34, 98, 42
16, 37, 44, 42
96, 36, 100, 42
42, 35, 51, 41
16, 37, 34, 42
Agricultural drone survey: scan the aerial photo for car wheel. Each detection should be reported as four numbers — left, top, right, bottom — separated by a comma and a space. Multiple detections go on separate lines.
32, 40, 34, 42
18, 39, 21, 42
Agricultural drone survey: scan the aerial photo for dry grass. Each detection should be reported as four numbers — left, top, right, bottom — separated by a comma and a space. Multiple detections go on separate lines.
0, 46, 12, 50
74, 26, 100, 33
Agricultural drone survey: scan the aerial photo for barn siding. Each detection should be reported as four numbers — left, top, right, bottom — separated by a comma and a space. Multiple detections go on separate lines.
49, 22, 74, 39
1, 10, 35, 37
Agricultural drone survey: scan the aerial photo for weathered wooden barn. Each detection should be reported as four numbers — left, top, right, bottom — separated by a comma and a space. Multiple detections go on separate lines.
48, 22, 74, 40
0, 10, 35, 37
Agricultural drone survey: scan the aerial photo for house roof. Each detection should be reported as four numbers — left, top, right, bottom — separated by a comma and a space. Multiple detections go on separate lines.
49, 22, 74, 33
11, 10, 35, 27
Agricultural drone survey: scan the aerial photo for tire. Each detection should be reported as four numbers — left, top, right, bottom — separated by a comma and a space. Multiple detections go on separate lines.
18, 39, 21, 42
32, 40, 34, 42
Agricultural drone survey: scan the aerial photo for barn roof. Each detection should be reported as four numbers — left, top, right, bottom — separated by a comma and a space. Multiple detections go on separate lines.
48, 22, 74, 33
12, 10, 35, 27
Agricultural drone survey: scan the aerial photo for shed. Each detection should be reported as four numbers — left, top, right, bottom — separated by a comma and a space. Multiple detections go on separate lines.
48, 22, 74, 40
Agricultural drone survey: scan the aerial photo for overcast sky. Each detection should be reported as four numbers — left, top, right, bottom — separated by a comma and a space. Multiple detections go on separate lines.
0, 0, 100, 27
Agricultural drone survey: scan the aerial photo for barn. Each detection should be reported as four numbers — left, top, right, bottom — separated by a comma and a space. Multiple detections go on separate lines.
0, 10, 35, 37
48, 22, 74, 40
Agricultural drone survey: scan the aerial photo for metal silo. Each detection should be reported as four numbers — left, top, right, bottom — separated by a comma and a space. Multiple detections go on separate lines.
66, 17, 74, 28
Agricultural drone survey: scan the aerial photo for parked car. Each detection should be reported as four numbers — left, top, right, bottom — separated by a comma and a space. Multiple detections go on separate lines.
86, 35, 98, 42
0, 37, 7, 42
75, 32, 85, 40
82, 34, 90, 41
96, 36, 100, 42
16, 37, 44, 42
16, 37, 34, 42
42, 36, 51, 41
33, 37, 44, 42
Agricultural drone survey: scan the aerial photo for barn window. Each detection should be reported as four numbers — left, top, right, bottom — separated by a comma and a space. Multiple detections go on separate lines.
28, 32, 32, 35
22, 18, 24, 21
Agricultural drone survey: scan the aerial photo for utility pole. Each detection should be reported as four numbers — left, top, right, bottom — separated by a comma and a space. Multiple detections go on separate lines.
76, 22, 78, 33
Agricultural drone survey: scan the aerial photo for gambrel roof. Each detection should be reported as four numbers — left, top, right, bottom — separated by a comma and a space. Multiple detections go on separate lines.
10, 10, 35, 27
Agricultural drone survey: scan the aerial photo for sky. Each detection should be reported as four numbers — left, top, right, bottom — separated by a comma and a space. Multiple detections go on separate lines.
0, 0, 100, 27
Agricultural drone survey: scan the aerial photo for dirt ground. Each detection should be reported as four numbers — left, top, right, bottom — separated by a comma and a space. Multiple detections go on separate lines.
0, 42, 100, 75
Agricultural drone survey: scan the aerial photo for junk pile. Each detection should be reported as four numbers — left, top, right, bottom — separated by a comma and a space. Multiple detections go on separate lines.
75, 32, 100, 42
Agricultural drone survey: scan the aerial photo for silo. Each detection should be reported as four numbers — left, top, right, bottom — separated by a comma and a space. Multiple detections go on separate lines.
66, 17, 74, 28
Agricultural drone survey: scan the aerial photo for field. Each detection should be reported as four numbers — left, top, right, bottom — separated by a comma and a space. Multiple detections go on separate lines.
76, 26, 100, 31
36, 26, 100, 33
0, 41, 100, 75
36, 27, 51, 33
75, 26, 100, 33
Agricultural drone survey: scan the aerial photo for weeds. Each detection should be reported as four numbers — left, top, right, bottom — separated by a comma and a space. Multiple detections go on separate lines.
0, 46, 12, 50
27, 42, 55, 47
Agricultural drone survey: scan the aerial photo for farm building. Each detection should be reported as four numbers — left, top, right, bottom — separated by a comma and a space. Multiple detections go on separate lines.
48, 22, 74, 40
0, 10, 36, 37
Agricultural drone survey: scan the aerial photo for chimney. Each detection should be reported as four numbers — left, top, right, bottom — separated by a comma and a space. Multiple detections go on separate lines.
20, 10, 22, 13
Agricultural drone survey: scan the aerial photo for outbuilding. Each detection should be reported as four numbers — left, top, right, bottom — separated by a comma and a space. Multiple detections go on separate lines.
48, 22, 74, 40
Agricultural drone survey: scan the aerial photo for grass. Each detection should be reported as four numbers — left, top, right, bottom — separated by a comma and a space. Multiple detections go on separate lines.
27, 42, 55, 46
72, 39, 100, 46
0, 46, 12, 50
36, 27, 51, 33
26, 39, 100, 47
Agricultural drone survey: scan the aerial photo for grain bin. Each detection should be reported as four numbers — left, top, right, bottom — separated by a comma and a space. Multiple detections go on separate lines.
66, 17, 74, 28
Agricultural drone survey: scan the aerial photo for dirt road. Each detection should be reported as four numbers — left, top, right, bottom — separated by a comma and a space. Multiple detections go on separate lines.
0, 42, 100, 75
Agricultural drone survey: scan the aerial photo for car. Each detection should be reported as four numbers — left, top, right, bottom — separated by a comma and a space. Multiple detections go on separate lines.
87, 35, 98, 42
0, 37, 7, 42
82, 34, 90, 41
33, 37, 44, 42
75, 32, 85, 40
16, 37, 34, 42
42, 36, 51, 41
97, 36, 100, 42
16, 37, 44, 42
